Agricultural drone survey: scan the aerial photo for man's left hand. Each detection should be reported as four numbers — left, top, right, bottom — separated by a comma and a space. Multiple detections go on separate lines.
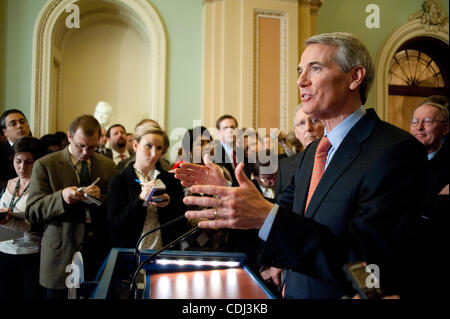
184, 163, 274, 229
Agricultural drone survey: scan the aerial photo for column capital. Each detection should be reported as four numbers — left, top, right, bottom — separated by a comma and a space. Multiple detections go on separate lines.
298, 0, 324, 14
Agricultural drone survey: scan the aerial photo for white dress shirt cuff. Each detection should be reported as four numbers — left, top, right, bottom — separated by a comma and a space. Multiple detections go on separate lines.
258, 204, 279, 241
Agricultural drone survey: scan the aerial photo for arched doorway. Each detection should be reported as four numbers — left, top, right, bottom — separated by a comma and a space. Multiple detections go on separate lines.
374, 2, 449, 128
387, 37, 448, 131
31, 0, 167, 136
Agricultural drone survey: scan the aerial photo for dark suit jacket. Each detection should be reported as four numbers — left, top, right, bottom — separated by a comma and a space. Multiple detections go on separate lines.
427, 146, 449, 195
275, 152, 302, 201
106, 163, 188, 249
0, 142, 16, 189
26, 147, 117, 289
95, 147, 113, 159
258, 109, 428, 298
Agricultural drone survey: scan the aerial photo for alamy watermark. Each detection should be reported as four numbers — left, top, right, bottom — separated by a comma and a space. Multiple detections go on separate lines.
365, 4, 380, 29
365, 263, 380, 289
169, 121, 279, 175
65, 1, 80, 29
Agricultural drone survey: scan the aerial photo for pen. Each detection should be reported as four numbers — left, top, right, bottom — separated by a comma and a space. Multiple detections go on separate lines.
91, 177, 101, 187
78, 177, 101, 192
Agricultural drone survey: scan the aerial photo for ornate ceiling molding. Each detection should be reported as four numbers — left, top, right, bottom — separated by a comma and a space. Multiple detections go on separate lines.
409, 0, 449, 32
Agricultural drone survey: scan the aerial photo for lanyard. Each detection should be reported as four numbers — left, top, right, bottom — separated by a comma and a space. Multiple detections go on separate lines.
9, 178, 30, 211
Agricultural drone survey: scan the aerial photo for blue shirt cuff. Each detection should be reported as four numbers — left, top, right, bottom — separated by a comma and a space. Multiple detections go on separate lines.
258, 204, 279, 241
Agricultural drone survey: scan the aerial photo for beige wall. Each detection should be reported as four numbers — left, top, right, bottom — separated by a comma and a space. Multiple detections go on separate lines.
202, 0, 299, 134
58, 19, 150, 133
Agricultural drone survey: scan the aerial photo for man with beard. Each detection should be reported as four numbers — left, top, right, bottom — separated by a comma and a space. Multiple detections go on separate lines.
106, 124, 133, 165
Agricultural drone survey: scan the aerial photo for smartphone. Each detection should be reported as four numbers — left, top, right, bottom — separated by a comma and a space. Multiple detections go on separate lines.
343, 261, 384, 299
144, 179, 166, 205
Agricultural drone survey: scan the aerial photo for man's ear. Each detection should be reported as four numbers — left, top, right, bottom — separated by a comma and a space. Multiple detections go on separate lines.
133, 140, 139, 153
67, 131, 73, 143
349, 66, 366, 91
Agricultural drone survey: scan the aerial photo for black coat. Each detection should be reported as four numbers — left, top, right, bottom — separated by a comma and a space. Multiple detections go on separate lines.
0, 142, 16, 189
107, 163, 188, 249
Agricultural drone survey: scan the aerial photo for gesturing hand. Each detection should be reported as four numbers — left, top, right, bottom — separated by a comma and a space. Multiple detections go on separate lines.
174, 154, 229, 187
183, 163, 274, 229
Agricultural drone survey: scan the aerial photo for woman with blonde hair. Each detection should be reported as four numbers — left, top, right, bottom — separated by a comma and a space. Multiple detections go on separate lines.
107, 124, 187, 250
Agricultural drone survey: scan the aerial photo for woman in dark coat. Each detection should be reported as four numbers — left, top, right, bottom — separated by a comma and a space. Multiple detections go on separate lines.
107, 124, 187, 249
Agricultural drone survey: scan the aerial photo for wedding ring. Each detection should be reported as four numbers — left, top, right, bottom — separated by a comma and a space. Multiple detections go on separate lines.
214, 210, 217, 218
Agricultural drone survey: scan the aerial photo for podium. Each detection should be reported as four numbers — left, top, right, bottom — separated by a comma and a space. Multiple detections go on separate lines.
91, 248, 275, 299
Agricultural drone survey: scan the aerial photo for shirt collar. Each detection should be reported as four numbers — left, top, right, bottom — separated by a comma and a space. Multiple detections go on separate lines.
428, 147, 441, 160
134, 164, 160, 183
112, 149, 130, 160
68, 144, 91, 167
221, 142, 234, 157
325, 105, 366, 150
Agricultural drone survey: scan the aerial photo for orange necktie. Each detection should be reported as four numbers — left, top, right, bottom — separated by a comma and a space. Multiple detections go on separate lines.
304, 136, 331, 213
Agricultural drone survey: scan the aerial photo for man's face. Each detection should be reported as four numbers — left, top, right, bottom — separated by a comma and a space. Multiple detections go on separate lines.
68, 128, 99, 162
219, 118, 237, 144
2, 113, 31, 143
297, 43, 353, 120
108, 126, 127, 149
410, 104, 449, 153
99, 127, 107, 148
294, 108, 324, 148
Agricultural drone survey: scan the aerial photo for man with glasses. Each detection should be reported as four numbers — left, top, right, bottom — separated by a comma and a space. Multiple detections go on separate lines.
26, 115, 116, 299
410, 96, 449, 175
409, 97, 449, 296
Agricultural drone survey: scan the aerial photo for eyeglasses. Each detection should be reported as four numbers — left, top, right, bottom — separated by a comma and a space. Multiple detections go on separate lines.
295, 118, 322, 129
410, 117, 445, 128
72, 141, 97, 152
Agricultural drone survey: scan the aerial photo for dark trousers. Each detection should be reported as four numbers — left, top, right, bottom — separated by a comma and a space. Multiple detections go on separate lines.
0, 251, 44, 299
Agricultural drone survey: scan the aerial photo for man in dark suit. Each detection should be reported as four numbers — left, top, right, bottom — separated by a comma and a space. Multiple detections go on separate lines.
0, 109, 32, 189
26, 115, 116, 299
408, 97, 449, 295
275, 104, 324, 200
180, 32, 428, 298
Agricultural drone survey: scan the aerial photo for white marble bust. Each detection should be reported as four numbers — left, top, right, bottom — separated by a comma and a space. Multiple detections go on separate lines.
94, 101, 113, 128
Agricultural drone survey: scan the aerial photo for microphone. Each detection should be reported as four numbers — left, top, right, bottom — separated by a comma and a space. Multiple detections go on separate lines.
129, 226, 201, 298
133, 214, 186, 271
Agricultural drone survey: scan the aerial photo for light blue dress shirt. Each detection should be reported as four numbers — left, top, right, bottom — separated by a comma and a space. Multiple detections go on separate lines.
259, 105, 367, 241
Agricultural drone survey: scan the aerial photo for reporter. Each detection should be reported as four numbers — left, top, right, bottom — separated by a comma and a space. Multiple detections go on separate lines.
107, 124, 187, 250
0, 136, 43, 299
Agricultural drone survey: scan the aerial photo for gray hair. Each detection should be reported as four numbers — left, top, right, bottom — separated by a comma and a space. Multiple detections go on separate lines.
417, 96, 449, 123
305, 32, 375, 105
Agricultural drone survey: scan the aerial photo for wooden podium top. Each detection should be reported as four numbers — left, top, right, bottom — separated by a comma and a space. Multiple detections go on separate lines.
149, 268, 270, 299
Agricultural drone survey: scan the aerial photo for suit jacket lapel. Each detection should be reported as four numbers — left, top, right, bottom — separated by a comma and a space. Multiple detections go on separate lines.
292, 142, 317, 215
60, 147, 79, 187
304, 109, 379, 218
